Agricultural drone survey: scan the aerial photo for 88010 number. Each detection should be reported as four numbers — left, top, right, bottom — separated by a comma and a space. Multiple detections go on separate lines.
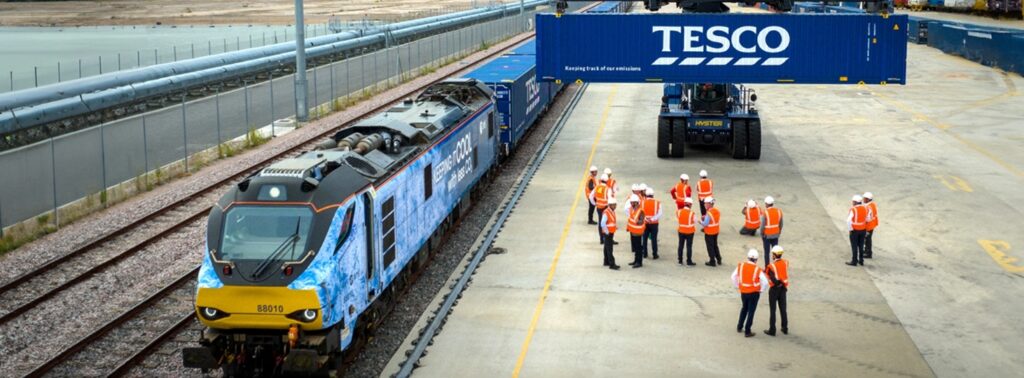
256, 304, 284, 313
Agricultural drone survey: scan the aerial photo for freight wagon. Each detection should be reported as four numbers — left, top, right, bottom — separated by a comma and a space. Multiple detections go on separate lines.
463, 55, 548, 156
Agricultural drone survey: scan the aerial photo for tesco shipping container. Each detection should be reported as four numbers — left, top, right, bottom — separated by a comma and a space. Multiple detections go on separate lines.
504, 39, 564, 105
536, 13, 908, 85
463, 55, 545, 153
509, 39, 537, 56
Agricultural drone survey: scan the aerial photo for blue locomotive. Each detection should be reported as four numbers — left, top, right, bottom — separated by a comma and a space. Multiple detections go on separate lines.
184, 38, 557, 376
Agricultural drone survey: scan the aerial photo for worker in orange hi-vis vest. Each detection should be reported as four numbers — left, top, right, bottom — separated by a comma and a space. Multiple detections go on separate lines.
764, 245, 789, 336
697, 170, 714, 216
625, 183, 644, 215
600, 197, 621, 270
589, 174, 612, 245
846, 194, 868, 266
676, 197, 698, 266
604, 168, 620, 197
761, 196, 783, 267
669, 174, 692, 209
740, 199, 762, 236
863, 192, 878, 259
701, 197, 722, 267
732, 249, 768, 337
586, 166, 600, 225
642, 187, 663, 260
626, 195, 647, 269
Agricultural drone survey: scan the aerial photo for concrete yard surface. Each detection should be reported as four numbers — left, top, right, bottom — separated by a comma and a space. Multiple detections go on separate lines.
386, 41, 1024, 377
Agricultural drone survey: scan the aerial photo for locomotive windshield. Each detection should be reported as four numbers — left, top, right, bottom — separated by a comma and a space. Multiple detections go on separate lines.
219, 206, 314, 261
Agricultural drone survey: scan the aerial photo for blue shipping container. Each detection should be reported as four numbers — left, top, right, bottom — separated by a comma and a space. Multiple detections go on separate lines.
535, 13, 908, 84
463, 55, 544, 151
509, 39, 537, 55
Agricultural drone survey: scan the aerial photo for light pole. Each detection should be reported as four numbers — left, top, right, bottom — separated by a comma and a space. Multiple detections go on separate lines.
294, 0, 309, 122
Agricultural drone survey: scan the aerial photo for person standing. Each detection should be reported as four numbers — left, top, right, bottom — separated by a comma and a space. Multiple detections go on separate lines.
697, 170, 714, 216
676, 198, 698, 266
732, 249, 768, 337
761, 196, 783, 267
764, 245, 789, 336
589, 174, 611, 245
846, 194, 868, 266
642, 187, 662, 259
669, 174, 692, 209
600, 197, 621, 270
586, 166, 599, 225
739, 199, 761, 236
701, 197, 722, 266
625, 184, 643, 215
863, 192, 878, 259
626, 195, 646, 268
604, 168, 619, 197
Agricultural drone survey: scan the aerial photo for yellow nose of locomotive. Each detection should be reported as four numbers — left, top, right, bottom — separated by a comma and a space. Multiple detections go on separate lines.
195, 286, 324, 331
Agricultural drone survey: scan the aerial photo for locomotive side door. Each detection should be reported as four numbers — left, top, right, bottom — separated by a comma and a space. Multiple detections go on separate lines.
362, 191, 379, 301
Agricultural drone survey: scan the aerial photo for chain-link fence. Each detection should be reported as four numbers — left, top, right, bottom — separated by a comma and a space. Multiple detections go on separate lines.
0, 12, 534, 231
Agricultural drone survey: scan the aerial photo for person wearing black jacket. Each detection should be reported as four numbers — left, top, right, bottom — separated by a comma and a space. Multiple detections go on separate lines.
764, 245, 790, 336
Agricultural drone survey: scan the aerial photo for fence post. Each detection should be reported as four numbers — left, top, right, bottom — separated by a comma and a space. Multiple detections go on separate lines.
100, 122, 107, 207
99, 56, 103, 74
174, 46, 178, 61
330, 56, 335, 108
78, 59, 82, 79
269, 72, 275, 137
142, 114, 149, 187
313, 66, 318, 115
192, 43, 195, 59
182, 95, 188, 172
34, 67, 38, 87
244, 80, 250, 131
137, 50, 141, 67
216, 88, 223, 146
57, 62, 62, 83
118, 53, 122, 71
236, 36, 241, 51
49, 137, 59, 228
154, 49, 158, 64
208, 41, 213, 55
8, 71, 11, 92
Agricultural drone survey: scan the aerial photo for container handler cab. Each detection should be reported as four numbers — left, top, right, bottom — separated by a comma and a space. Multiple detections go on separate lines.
657, 83, 760, 159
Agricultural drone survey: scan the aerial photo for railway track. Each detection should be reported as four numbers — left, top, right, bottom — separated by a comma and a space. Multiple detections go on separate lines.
10, 27, 546, 378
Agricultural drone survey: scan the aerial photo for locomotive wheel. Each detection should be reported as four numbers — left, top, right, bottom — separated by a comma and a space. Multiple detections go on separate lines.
731, 119, 748, 159
671, 118, 686, 158
657, 117, 671, 158
747, 119, 762, 160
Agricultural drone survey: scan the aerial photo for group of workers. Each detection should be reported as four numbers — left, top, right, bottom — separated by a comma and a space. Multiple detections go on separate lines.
585, 165, 880, 338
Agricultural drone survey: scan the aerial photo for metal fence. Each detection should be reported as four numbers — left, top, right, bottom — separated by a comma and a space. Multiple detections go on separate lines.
0, 12, 534, 230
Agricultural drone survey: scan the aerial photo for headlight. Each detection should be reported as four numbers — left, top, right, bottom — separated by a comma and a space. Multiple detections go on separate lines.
287, 309, 319, 323
199, 307, 229, 320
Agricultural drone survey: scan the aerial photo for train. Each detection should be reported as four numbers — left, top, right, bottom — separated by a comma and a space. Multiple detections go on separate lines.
181, 33, 563, 378
901, 0, 1022, 17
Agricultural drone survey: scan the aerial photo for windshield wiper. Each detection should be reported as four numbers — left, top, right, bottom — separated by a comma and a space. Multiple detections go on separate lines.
251, 218, 301, 279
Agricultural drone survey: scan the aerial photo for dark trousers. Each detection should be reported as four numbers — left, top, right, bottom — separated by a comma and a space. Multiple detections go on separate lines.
705, 233, 721, 265
850, 230, 866, 263
642, 223, 659, 258
631, 234, 644, 266
588, 202, 596, 223
739, 226, 757, 236
677, 233, 694, 263
738, 292, 760, 333
865, 229, 874, 257
762, 236, 779, 267
603, 233, 616, 267
699, 199, 707, 216
596, 207, 606, 243
768, 286, 788, 333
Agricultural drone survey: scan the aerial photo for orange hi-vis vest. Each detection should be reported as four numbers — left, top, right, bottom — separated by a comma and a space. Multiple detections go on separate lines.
851, 204, 868, 231
737, 261, 763, 294
603, 208, 617, 235
586, 174, 598, 196
594, 184, 610, 208
705, 207, 721, 235
607, 178, 618, 194
767, 259, 789, 288
642, 198, 661, 225
764, 207, 782, 236
677, 208, 696, 234
866, 202, 878, 231
627, 207, 646, 236
697, 178, 713, 199
672, 182, 691, 205
744, 206, 762, 229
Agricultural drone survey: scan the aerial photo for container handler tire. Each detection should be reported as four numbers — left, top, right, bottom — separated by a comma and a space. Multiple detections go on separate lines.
731, 119, 748, 159
657, 117, 671, 158
747, 119, 762, 160
671, 118, 686, 158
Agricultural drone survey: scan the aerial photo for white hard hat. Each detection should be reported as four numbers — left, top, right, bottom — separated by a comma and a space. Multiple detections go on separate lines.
747, 199, 756, 208
600, 174, 609, 182
630, 183, 639, 192
771, 245, 784, 255
604, 168, 613, 175
640, 183, 648, 192
852, 194, 863, 202
703, 196, 714, 204
680, 174, 689, 180
699, 170, 708, 178
629, 194, 640, 203
645, 187, 654, 196
589, 165, 598, 172
684, 197, 693, 204
608, 197, 618, 205
764, 196, 775, 205
863, 192, 873, 200
747, 249, 759, 260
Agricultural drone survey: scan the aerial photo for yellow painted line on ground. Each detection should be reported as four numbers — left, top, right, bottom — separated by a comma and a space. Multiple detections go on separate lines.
874, 91, 1024, 178
978, 240, 1024, 274
933, 174, 973, 192
511, 85, 618, 378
